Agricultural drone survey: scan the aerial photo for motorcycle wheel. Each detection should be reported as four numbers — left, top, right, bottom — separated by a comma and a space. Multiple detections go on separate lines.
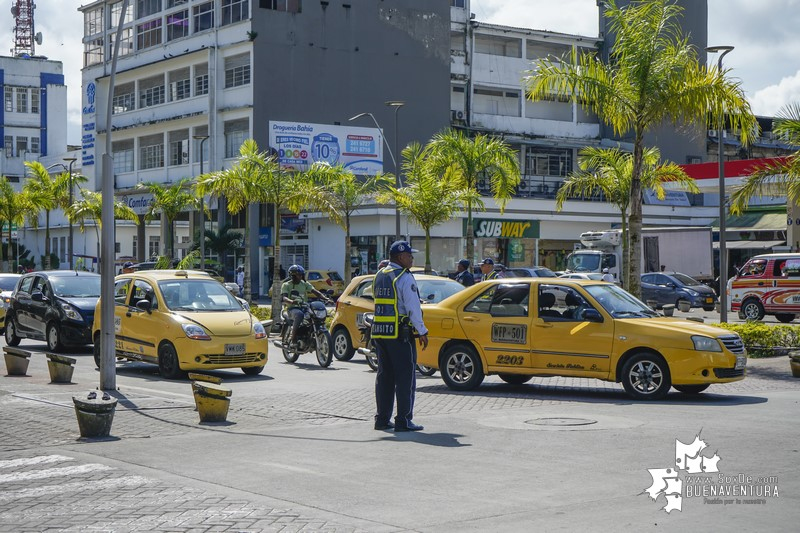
281, 329, 300, 363
416, 364, 436, 376
366, 340, 379, 372
316, 330, 334, 368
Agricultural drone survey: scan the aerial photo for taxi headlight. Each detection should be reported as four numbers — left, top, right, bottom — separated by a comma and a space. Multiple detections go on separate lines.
182, 323, 211, 340
692, 335, 721, 352
60, 302, 83, 322
253, 321, 266, 339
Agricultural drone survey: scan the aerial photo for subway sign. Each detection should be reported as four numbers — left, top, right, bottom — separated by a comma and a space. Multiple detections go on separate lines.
466, 218, 539, 239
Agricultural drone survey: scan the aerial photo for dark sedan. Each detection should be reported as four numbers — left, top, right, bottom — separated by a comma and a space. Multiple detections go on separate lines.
641, 271, 717, 311
5, 271, 101, 351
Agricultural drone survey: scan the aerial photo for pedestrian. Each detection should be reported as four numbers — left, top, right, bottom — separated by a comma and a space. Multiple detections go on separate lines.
122, 261, 135, 274
455, 259, 474, 287
372, 240, 429, 432
236, 266, 245, 297
660, 264, 666, 272
479, 258, 500, 281
602, 267, 614, 282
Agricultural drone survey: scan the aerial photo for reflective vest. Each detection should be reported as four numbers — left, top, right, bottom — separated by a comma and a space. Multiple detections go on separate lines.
484, 270, 499, 281
372, 266, 408, 339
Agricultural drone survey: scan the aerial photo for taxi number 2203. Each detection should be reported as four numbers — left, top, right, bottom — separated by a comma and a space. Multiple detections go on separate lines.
496, 354, 524, 365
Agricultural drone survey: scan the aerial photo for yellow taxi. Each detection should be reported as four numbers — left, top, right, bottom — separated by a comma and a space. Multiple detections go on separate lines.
0, 273, 21, 333
92, 270, 268, 379
306, 269, 346, 299
329, 273, 465, 361
417, 278, 746, 400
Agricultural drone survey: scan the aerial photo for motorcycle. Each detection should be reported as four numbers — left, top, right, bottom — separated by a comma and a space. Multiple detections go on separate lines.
358, 313, 437, 376
271, 300, 334, 367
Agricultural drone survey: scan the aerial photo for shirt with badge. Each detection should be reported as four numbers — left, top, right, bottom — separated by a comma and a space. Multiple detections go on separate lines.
389, 261, 428, 336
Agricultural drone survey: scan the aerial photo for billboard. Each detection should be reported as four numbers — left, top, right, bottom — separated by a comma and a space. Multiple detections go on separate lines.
269, 121, 384, 175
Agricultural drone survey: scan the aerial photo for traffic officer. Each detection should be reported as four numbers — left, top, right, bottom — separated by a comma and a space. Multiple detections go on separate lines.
454, 259, 474, 287
372, 241, 429, 432
479, 258, 500, 281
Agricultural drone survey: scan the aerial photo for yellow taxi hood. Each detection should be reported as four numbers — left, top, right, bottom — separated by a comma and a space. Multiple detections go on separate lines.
170, 310, 255, 336
616, 317, 733, 338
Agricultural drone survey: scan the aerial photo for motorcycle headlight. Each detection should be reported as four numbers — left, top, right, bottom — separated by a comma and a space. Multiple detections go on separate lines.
313, 308, 327, 319
60, 302, 83, 322
692, 335, 721, 352
253, 321, 266, 339
182, 323, 211, 340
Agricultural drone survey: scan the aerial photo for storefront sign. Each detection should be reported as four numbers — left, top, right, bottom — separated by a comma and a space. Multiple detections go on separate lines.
467, 219, 539, 239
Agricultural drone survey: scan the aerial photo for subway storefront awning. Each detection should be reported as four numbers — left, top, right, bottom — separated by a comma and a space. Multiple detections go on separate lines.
711, 212, 786, 231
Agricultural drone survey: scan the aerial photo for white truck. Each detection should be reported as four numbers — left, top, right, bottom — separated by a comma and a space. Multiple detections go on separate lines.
565, 227, 714, 282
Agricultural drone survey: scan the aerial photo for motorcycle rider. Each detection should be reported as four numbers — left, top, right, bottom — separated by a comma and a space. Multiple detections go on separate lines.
281, 265, 331, 348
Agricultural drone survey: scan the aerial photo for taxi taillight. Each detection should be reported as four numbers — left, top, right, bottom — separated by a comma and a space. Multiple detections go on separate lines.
326, 278, 333, 286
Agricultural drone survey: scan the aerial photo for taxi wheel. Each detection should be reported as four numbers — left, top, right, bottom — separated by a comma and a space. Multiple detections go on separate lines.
158, 343, 185, 380
315, 331, 334, 368
673, 384, 710, 394
775, 313, 795, 323
242, 365, 265, 375
47, 322, 63, 352
416, 364, 436, 376
621, 353, 671, 401
4, 315, 20, 347
440, 344, 484, 391
332, 327, 355, 361
741, 299, 765, 321
498, 374, 532, 385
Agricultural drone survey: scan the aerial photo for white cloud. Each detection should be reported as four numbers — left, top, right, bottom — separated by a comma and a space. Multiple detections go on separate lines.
751, 70, 800, 116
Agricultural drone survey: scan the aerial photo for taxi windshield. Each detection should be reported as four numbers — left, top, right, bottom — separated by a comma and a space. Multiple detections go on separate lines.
584, 284, 658, 318
417, 278, 464, 303
158, 279, 243, 312
51, 276, 101, 298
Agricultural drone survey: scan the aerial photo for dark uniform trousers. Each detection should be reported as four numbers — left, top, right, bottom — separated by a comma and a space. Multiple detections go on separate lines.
374, 336, 417, 427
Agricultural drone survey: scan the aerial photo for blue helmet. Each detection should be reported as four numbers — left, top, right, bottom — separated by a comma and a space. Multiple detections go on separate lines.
288, 264, 305, 276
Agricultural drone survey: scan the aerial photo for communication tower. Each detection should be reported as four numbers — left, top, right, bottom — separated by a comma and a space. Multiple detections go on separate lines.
10, 0, 42, 56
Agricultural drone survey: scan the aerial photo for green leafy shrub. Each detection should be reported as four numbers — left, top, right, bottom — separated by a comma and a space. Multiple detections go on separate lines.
250, 306, 271, 321
711, 322, 800, 358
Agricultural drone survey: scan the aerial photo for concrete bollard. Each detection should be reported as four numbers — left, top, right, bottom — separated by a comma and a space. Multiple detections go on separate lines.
790, 355, 800, 378
46, 353, 77, 383
192, 381, 232, 423
646, 300, 658, 311
187, 372, 223, 384
677, 300, 692, 313
3, 347, 31, 376
73, 392, 118, 438
662, 304, 675, 317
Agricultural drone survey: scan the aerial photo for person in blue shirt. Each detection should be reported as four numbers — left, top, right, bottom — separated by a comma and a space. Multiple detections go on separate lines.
372, 241, 429, 432
454, 259, 474, 287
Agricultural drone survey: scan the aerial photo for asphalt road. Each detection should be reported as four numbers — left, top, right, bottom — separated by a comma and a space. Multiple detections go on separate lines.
1, 334, 798, 532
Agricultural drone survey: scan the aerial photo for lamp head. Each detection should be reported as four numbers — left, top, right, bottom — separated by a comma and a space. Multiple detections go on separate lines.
348, 112, 370, 121
705, 45, 734, 54
385, 100, 405, 108
193, 135, 210, 141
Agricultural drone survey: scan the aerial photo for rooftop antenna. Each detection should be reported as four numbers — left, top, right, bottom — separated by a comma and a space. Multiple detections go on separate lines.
11, 0, 38, 56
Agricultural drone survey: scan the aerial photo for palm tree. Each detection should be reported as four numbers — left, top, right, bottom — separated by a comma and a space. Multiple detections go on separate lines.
525, 0, 756, 297
197, 139, 306, 315
729, 103, 800, 214
201, 223, 243, 270
22, 161, 60, 269
556, 146, 699, 288
380, 142, 475, 272
426, 129, 520, 262
68, 188, 139, 263
137, 178, 200, 260
0, 178, 37, 271
299, 162, 392, 280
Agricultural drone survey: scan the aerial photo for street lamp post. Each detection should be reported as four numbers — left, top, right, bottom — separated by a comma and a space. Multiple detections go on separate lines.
385, 101, 405, 241
63, 157, 77, 269
193, 135, 209, 270
706, 45, 734, 323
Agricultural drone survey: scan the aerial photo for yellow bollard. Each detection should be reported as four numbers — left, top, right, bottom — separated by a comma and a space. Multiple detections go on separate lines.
191, 381, 232, 423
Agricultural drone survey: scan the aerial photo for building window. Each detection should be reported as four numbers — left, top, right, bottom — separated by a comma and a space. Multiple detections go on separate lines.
16, 89, 28, 113
224, 53, 251, 88
166, 10, 189, 41
526, 147, 573, 177
84, 38, 104, 66
222, 0, 249, 25
30, 89, 39, 114
194, 63, 209, 95
193, 2, 214, 33
61, 237, 68, 262
167, 68, 191, 101
30, 137, 40, 154
132, 235, 138, 258
3, 136, 12, 158
113, 139, 135, 173
450, 0, 466, 7
167, 0, 189, 7
139, 134, 164, 170
148, 236, 160, 258
110, 1, 133, 25
139, 75, 165, 108
84, 7, 104, 35
113, 82, 136, 114
137, 0, 162, 18
16, 137, 28, 157
117, 27, 134, 56
475, 34, 522, 58
260, 0, 302, 13
168, 130, 189, 166
136, 18, 162, 50
474, 87, 520, 117
224, 118, 249, 158
4, 87, 13, 112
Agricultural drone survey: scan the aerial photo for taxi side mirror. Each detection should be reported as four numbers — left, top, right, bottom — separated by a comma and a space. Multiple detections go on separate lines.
582, 309, 603, 323
136, 300, 152, 314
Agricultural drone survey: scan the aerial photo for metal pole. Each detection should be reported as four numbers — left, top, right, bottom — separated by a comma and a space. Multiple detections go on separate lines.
194, 135, 209, 270
386, 101, 405, 241
707, 46, 733, 323
64, 157, 77, 269
99, 0, 130, 390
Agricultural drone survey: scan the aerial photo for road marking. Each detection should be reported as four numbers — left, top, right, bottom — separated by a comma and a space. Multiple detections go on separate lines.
0, 475, 150, 501
0, 455, 74, 470
0, 463, 113, 484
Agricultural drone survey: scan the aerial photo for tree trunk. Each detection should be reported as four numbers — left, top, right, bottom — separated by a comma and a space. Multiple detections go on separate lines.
271, 202, 283, 320
44, 210, 52, 269
424, 228, 432, 273
628, 132, 644, 299
621, 215, 629, 289
344, 213, 351, 281
465, 201, 475, 263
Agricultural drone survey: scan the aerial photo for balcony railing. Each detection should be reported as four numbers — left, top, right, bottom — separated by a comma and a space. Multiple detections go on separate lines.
477, 174, 608, 202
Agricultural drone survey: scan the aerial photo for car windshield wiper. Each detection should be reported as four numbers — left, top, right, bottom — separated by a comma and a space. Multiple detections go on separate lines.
614, 310, 657, 318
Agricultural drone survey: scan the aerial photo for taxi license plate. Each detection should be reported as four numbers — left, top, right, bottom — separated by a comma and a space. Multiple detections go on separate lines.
705, 297, 714, 304
225, 343, 246, 356
735, 355, 746, 370
491, 324, 527, 344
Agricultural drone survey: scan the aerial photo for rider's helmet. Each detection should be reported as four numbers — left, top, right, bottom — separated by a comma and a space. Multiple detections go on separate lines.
288, 264, 305, 276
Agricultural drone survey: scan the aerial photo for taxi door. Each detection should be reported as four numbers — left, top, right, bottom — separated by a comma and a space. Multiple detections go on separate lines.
458, 282, 534, 371
117, 279, 161, 363
530, 283, 614, 378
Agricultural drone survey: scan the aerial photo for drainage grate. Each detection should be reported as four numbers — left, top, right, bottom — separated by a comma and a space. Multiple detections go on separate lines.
525, 417, 597, 427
